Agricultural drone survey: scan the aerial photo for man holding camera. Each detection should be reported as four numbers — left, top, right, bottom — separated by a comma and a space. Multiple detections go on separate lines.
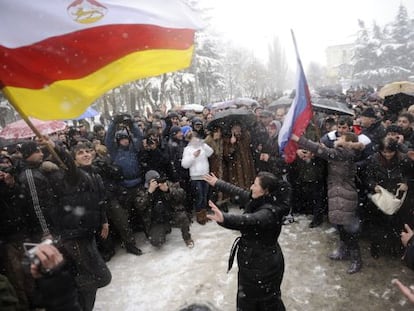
136, 170, 194, 248
0, 154, 34, 310
105, 114, 144, 255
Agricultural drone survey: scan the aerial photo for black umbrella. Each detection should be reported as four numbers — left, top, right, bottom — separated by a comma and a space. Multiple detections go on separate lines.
312, 98, 354, 116
207, 109, 256, 133
269, 97, 354, 116
383, 93, 414, 117
233, 98, 259, 107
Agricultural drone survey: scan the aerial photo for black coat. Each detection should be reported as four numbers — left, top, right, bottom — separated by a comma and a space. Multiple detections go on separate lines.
50, 147, 108, 240
250, 121, 271, 173
360, 121, 386, 159
139, 147, 171, 179
18, 161, 57, 237
0, 181, 28, 241
167, 138, 188, 182
362, 151, 412, 245
214, 179, 289, 309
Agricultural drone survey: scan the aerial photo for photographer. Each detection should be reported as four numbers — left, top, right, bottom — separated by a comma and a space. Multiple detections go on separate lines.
136, 170, 194, 248
0, 154, 33, 310
24, 242, 82, 311
105, 114, 144, 255
139, 129, 171, 178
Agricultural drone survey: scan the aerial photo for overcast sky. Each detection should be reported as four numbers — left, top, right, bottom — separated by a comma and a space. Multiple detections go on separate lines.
208, 0, 414, 68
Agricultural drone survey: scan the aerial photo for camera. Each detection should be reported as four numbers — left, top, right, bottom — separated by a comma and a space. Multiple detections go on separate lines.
114, 113, 132, 125
22, 239, 61, 275
147, 138, 155, 145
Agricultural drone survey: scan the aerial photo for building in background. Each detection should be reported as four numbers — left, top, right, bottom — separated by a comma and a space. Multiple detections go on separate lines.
325, 43, 354, 88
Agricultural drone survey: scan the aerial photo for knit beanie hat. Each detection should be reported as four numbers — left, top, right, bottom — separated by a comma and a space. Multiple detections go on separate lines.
181, 125, 192, 137
170, 126, 182, 137
144, 170, 160, 188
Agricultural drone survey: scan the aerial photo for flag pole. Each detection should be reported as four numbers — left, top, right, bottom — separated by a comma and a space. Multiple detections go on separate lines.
6, 98, 67, 170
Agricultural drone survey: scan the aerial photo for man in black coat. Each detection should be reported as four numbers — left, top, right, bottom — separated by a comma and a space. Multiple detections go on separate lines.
139, 130, 172, 178
0, 155, 33, 310
43, 139, 111, 311
167, 126, 192, 213
250, 110, 272, 173
17, 141, 56, 241
359, 107, 386, 158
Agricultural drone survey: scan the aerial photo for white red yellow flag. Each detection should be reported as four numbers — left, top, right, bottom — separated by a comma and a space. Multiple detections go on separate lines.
0, 0, 202, 120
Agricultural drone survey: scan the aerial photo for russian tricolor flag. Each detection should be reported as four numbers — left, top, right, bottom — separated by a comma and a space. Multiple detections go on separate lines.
278, 31, 313, 163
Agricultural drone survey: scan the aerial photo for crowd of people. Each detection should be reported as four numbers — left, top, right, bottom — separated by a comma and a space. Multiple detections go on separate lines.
2, 86, 414, 309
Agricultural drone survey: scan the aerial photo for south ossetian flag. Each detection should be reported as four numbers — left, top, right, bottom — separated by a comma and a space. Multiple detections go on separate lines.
0, 0, 203, 120
278, 31, 313, 163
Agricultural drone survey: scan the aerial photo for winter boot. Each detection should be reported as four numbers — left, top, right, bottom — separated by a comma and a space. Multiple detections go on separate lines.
125, 243, 143, 256
184, 238, 194, 248
328, 241, 350, 260
347, 248, 362, 274
196, 209, 207, 225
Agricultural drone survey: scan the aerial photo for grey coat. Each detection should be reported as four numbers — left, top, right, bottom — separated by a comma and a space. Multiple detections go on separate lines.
298, 137, 358, 225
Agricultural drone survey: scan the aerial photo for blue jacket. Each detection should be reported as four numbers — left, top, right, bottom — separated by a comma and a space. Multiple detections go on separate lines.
105, 121, 143, 188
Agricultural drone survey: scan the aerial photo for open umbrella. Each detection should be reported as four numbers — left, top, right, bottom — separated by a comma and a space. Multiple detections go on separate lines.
312, 98, 354, 116
378, 81, 414, 99
268, 96, 293, 109
0, 117, 67, 140
178, 104, 205, 113
269, 97, 353, 116
383, 92, 414, 117
207, 108, 256, 132
234, 98, 258, 107
209, 100, 237, 111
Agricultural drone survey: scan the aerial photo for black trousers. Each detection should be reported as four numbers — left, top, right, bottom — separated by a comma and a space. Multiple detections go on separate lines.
61, 237, 111, 311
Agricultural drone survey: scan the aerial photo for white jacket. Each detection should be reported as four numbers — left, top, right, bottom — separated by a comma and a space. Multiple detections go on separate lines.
181, 140, 213, 180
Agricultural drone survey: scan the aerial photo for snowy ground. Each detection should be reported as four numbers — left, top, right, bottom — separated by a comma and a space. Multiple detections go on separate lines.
95, 210, 414, 311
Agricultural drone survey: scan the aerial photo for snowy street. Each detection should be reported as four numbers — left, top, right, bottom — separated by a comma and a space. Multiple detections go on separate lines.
94, 212, 413, 311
